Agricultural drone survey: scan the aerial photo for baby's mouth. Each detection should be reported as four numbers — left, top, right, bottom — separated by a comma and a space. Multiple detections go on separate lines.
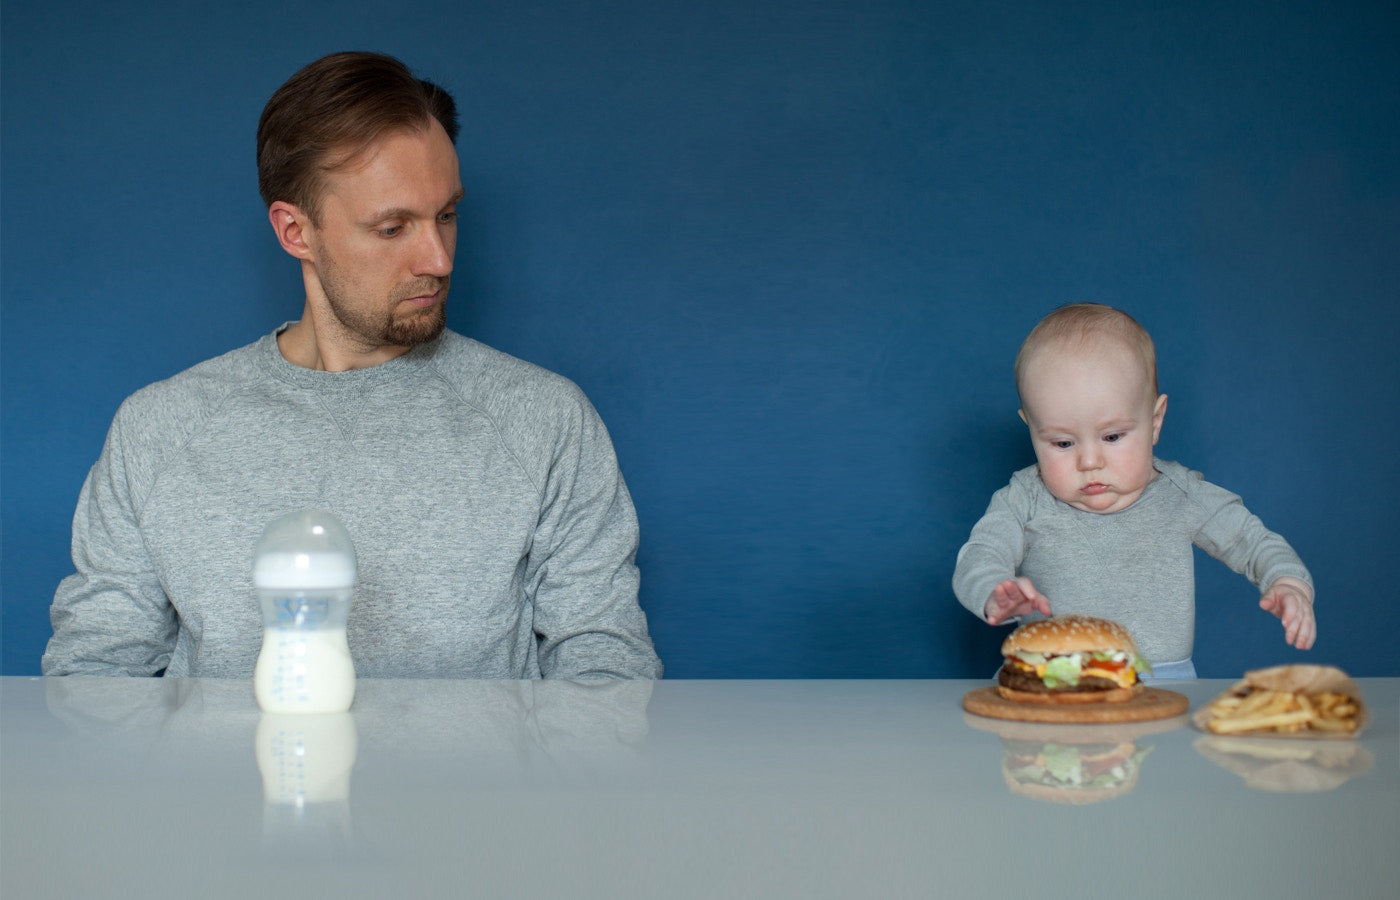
1082, 483, 1111, 495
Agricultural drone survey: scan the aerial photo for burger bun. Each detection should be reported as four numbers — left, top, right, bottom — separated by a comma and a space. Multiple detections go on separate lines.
996, 683, 1141, 705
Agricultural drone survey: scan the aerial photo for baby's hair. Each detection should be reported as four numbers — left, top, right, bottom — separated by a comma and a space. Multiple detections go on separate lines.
1014, 303, 1158, 403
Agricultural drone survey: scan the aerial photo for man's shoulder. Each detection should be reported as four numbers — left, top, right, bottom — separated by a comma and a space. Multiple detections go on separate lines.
115, 335, 268, 428
429, 331, 591, 411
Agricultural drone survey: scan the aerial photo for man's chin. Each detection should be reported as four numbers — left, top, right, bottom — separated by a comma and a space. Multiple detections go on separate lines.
386, 308, 446, 347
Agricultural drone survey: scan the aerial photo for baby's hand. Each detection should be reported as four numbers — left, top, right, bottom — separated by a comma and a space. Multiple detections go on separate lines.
984, 577, 1053, 625
1259, 577, 1316, 650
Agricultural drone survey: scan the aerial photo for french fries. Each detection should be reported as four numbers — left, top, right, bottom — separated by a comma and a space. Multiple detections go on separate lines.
1201, 688, 1360, 736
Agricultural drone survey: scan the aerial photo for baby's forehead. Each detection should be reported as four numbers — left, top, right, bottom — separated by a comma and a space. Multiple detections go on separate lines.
1019, 334, 1157, 409
1027, 331, 1144, 373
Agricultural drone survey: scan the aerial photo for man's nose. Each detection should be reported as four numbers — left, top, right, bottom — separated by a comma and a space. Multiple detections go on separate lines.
413, 224, 454, 277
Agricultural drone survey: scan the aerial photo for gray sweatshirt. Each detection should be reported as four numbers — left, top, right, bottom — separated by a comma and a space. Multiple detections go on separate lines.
43, 327, 662, 679
952, 459, 1312, 664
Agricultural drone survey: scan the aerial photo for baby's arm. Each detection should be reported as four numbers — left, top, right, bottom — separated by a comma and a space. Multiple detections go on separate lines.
1259, 576, 1316, 649
953, 479, 1039, 623
1183, 465, 1316, 651
985, 577, 1053, 625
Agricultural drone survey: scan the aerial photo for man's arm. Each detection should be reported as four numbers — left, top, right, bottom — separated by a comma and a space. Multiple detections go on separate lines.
525, 393, 661, 679
42, 409, 177, 675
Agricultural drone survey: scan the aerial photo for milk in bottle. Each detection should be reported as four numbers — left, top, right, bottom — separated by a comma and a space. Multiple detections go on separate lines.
252, 510, 357, 714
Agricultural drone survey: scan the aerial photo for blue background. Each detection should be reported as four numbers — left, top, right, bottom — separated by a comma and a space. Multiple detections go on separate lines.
4, 1, 1397, 676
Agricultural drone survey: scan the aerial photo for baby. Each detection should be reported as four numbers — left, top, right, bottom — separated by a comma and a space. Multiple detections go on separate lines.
952, 303, 1315, 678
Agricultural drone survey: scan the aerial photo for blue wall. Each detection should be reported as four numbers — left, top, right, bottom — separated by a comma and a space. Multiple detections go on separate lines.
4, 1, 1397, 676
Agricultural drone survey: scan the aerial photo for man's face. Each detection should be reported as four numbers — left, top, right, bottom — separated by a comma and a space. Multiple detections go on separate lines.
302, 120, 463, 354
1018, 341, 1167, 514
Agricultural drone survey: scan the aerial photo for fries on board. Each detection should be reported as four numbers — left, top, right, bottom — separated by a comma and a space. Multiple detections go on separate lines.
1193, 665, 1366, 739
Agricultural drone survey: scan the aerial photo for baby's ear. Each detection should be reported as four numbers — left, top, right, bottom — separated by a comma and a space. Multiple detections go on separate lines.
1151, 394, 1168, 442
1018, 408, 1028, 425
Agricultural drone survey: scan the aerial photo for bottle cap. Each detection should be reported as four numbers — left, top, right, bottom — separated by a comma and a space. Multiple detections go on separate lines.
252, 509, 357, 589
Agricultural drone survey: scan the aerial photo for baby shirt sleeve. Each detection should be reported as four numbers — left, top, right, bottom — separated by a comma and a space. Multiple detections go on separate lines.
1184, 470, 1313, 594
953, 478, 1035, 621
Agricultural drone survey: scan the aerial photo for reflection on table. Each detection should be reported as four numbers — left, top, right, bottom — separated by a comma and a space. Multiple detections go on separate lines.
2, 677, 1395, 899
1192, 734, 1374, 793
962, 711, 1186, 805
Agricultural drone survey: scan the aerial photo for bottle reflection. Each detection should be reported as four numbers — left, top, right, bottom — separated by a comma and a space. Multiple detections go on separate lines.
42, 674, 653, 865
255, 712, 359, 857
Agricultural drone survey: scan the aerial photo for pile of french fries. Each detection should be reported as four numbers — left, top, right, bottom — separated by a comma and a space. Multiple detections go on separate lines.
1201, 688, 1361, 736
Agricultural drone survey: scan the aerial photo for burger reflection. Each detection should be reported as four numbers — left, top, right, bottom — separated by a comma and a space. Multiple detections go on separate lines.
964, 713, 1185, 805
1192, 735, 1373, 793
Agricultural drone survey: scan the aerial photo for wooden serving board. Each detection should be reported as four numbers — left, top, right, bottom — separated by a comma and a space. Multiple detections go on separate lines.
962, 685, 1189, 724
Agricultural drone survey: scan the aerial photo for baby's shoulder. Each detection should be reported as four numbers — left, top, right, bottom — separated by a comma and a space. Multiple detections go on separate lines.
1153, 458, 1228, 496
1000, 464, 1057, 515
1149, 459, 1246, 520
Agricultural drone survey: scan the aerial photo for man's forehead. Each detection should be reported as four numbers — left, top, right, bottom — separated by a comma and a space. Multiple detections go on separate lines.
324, 117, 456, 171
318, 125, 462, 212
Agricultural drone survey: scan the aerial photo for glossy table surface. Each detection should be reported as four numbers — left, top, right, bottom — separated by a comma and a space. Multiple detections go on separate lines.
2, 676, 1396, 899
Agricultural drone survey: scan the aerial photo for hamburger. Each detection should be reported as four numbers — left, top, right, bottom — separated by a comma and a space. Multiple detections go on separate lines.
996, 615, 1151, 704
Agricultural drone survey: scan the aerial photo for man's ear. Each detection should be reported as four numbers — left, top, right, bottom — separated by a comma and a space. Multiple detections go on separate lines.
268, 201, 313, 260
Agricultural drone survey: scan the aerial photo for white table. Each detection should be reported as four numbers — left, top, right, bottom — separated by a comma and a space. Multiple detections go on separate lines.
2, 676, 1395, 898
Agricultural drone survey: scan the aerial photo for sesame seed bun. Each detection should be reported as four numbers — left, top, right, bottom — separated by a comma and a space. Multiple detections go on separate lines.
1000, 615, 1140, 658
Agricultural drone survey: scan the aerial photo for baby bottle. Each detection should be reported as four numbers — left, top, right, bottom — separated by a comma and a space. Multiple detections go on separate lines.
252, 509, 357, 714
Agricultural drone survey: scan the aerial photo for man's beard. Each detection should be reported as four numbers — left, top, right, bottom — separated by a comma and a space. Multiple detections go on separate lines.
325, 277, 449, 349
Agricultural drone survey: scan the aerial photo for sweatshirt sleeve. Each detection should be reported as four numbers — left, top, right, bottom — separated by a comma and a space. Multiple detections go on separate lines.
42, 403, 177, 675
1184, 470, 1314, 595
524, 389, 662, 680
952, 479, 1032, 621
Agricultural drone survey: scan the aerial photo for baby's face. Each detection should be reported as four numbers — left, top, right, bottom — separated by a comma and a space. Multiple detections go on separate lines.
1018, 341, 1166, 514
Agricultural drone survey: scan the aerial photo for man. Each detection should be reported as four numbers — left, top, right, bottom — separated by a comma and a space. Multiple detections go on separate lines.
43, 52, 662, 679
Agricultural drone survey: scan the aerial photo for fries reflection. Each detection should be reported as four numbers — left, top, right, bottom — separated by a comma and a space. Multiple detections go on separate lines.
964, 713, 1185, 805
1193, 736, 1374, 793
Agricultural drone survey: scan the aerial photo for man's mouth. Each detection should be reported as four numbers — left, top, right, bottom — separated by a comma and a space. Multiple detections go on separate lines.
397, 279, 448, 308
401, 291, 439, 308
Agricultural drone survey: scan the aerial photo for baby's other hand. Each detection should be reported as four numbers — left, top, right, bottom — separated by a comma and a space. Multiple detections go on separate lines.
985, 577, 1053, 625
1259, 577, 1315, 650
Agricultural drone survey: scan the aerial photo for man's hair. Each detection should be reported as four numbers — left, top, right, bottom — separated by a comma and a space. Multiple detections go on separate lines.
257, 51, 459, 222
1014, 303, 1158, 402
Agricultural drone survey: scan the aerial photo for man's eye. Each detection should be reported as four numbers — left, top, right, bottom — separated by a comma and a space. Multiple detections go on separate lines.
379, 225, 402, 237
439, 211, 458, 224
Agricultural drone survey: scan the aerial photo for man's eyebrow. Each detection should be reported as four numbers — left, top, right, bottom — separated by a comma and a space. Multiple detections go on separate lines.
363, 190, 465, 225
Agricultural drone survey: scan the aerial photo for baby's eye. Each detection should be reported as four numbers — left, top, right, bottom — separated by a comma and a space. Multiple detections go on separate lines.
1052, 440, 1073, 450
1103, 433, 1124, 443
